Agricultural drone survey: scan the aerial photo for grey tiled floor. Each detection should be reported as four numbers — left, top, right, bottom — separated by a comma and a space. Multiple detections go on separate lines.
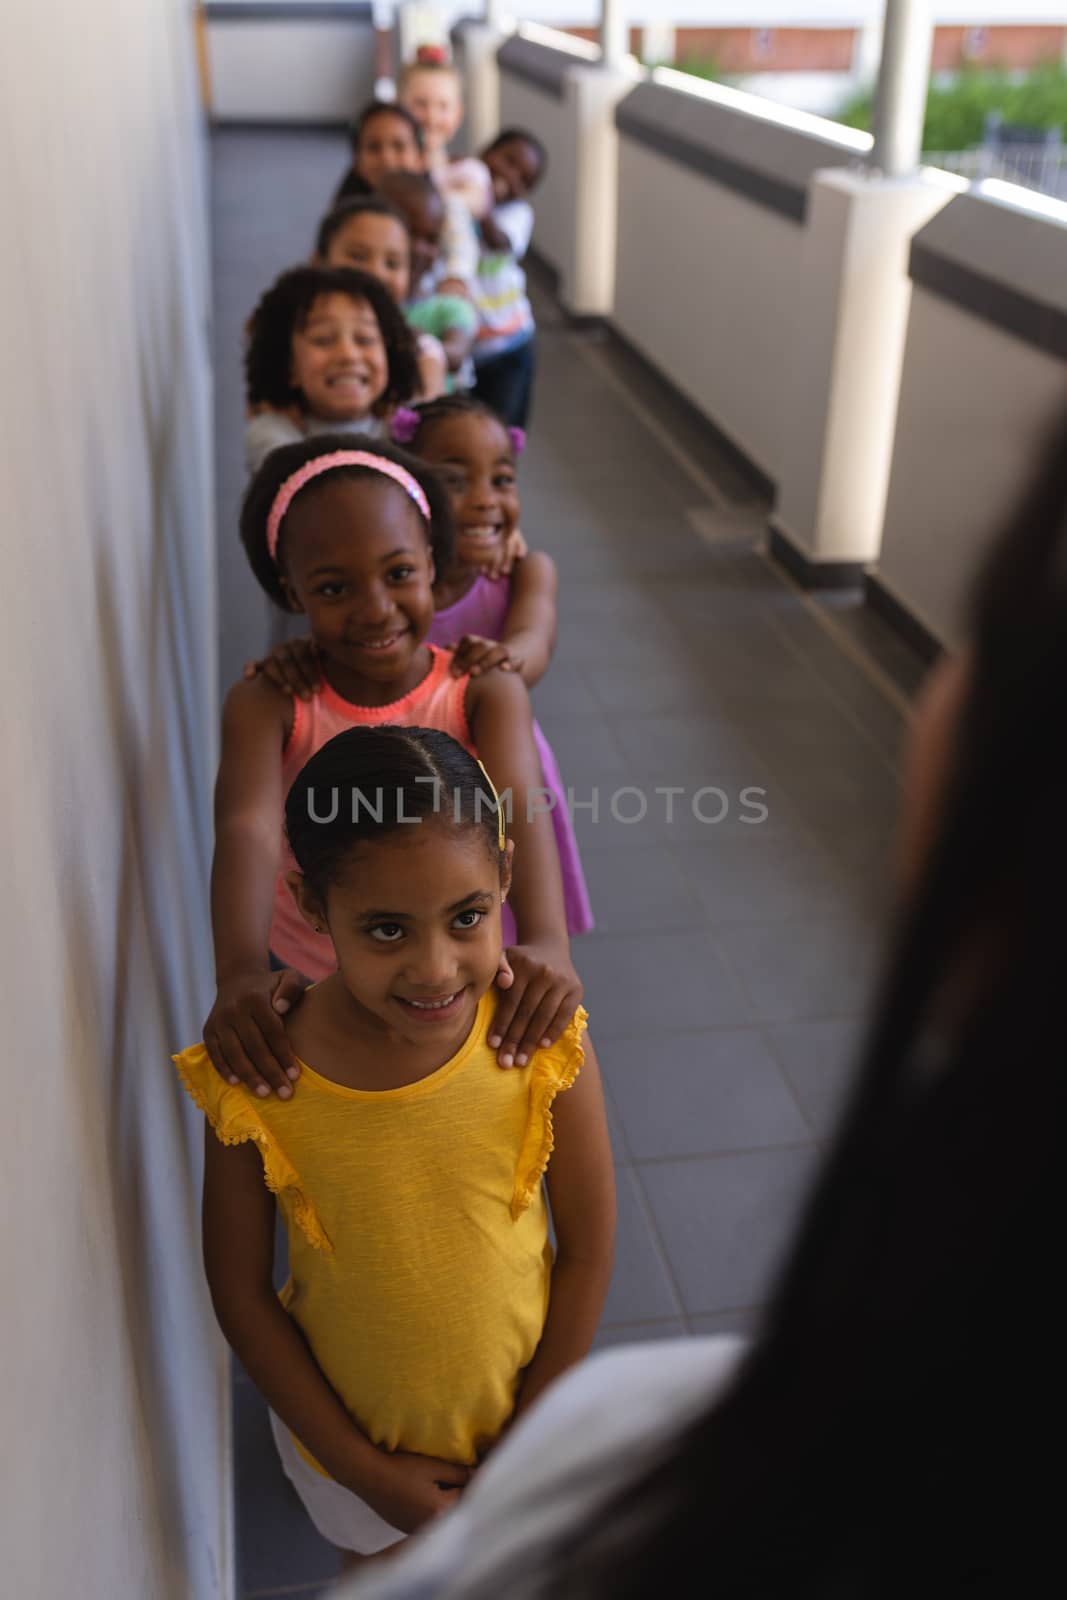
212, 129, 924, 1597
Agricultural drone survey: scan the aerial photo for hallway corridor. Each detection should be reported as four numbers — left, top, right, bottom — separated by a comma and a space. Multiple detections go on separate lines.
213, 128, 925, 1596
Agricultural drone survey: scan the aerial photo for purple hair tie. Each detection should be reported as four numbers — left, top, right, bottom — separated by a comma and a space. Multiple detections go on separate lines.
508, 427, 526, 457
391, 406, 421, 445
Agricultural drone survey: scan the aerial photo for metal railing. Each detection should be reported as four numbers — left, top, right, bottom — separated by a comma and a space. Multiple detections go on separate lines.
925, 142, 1067, 202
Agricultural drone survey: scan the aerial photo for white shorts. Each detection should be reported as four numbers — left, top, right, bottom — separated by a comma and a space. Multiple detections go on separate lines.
269, 1410, 405, 1555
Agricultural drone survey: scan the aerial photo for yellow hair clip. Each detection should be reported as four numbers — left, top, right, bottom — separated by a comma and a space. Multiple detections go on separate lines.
475, 760, 508, 852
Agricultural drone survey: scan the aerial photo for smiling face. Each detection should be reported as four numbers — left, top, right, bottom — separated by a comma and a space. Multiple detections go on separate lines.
289, 293, 389, 422
417, 411, 519, 570
401, 68, 463, 160
279, 474, 435, 696
379, 177, 444, 289
355, 109, 424, 187
321, 213, 411, 306
484, 136, 542, 205
293, 821, 510, 1049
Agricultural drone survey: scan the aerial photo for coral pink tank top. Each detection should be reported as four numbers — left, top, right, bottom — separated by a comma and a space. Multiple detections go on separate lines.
272, 646, 475, 979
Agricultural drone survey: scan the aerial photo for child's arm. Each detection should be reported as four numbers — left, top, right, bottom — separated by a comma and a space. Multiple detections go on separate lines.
448, 551, 555, 686
483, 526, 529, 579
512, 1033, 616, 1423
416, 335, 448, 402
498, 551, 557, 688
440, 320, 476, 374
204, 679, 304, 1097
203, 1130, 471, 1532
436, 195, 479, 298
467, 669, 581, 1063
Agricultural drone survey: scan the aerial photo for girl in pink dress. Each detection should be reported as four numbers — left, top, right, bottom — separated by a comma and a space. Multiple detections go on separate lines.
394, 395, 593, 936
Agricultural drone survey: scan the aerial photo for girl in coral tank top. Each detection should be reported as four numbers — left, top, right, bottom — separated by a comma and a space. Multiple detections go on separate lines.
204, 435, 581, 1103
250, 396, 593, 935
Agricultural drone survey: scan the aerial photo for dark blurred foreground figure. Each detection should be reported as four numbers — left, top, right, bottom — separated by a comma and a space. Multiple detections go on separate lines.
336, 419, 1067, 1598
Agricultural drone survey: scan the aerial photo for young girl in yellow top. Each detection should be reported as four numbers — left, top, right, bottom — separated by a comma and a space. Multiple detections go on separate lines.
176, 726, 615, 1564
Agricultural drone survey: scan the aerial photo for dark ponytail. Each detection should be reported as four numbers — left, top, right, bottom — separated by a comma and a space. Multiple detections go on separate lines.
285, 726, 506, 904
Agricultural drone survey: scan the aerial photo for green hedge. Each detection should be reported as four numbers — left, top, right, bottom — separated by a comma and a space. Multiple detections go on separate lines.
837, 65, 1067, 153
669, 54, 722, 83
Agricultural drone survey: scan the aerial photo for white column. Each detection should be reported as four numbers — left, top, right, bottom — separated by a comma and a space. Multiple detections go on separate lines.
484, 0, 505, 25
872, 0, 935, 178
457, 21, 503, 154
642, 22, 675, 66
564, 62, 631, 313
771, 169, 954, 575
600, 0, 628, 69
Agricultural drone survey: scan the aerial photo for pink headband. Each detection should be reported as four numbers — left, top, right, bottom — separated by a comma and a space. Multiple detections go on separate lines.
266, 450, 431, 564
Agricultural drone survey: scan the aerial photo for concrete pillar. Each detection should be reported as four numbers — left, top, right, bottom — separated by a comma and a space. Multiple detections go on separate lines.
770, 169, 954, 581
853, 12, 884, 87
453, 22, 504, 155
600, 0, 628, 70
872, 0, 935, 178
642, 21, 675, 66
562, 61, 632, 313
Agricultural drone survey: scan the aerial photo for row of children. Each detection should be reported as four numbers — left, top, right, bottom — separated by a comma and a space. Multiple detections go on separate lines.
175, 52, 614, 1574
246, 57, 545, 482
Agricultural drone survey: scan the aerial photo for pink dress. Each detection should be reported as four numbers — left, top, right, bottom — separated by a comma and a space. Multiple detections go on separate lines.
273, 645, 497, 979
430, 576, 594, 937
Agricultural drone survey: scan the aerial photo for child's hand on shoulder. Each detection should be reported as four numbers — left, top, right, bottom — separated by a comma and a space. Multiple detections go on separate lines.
360, 1449, 473, 1535
243, 638, 323, 701
481, 527, 529, 580
204, 966, 308, 1098
491, 941, 583, 1067
449, 634, 523, 679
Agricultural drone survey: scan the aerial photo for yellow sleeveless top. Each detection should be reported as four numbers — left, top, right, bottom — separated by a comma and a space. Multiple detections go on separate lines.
174, 993, 585, 1474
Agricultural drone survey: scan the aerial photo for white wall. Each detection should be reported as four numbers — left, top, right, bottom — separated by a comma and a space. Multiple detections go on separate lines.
613, 138, 804, 480
0, 2, 226, 1596
208, 14, 378, 121
877, 287, 1067, 645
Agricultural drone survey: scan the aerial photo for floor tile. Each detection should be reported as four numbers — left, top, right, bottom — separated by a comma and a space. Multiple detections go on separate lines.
592, 1319, 687, 1351
582, 657, 725, 717
539, 711, 631, 781
233, 1381, 341, 1595
640, 1148, 818, 1314
722, 918, 882, 1024
600, 1169, 683, 1325
604, 1027, 810, 1158
764, 1017, 868, 1139
608, 709, 769, 783
530, 663, 600, 719
581, 843, 706, 934
601, 1077, 632, 1164
682, 832, 863, 924
577, 931, 752, 1036
688, 1308, 761, 1338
